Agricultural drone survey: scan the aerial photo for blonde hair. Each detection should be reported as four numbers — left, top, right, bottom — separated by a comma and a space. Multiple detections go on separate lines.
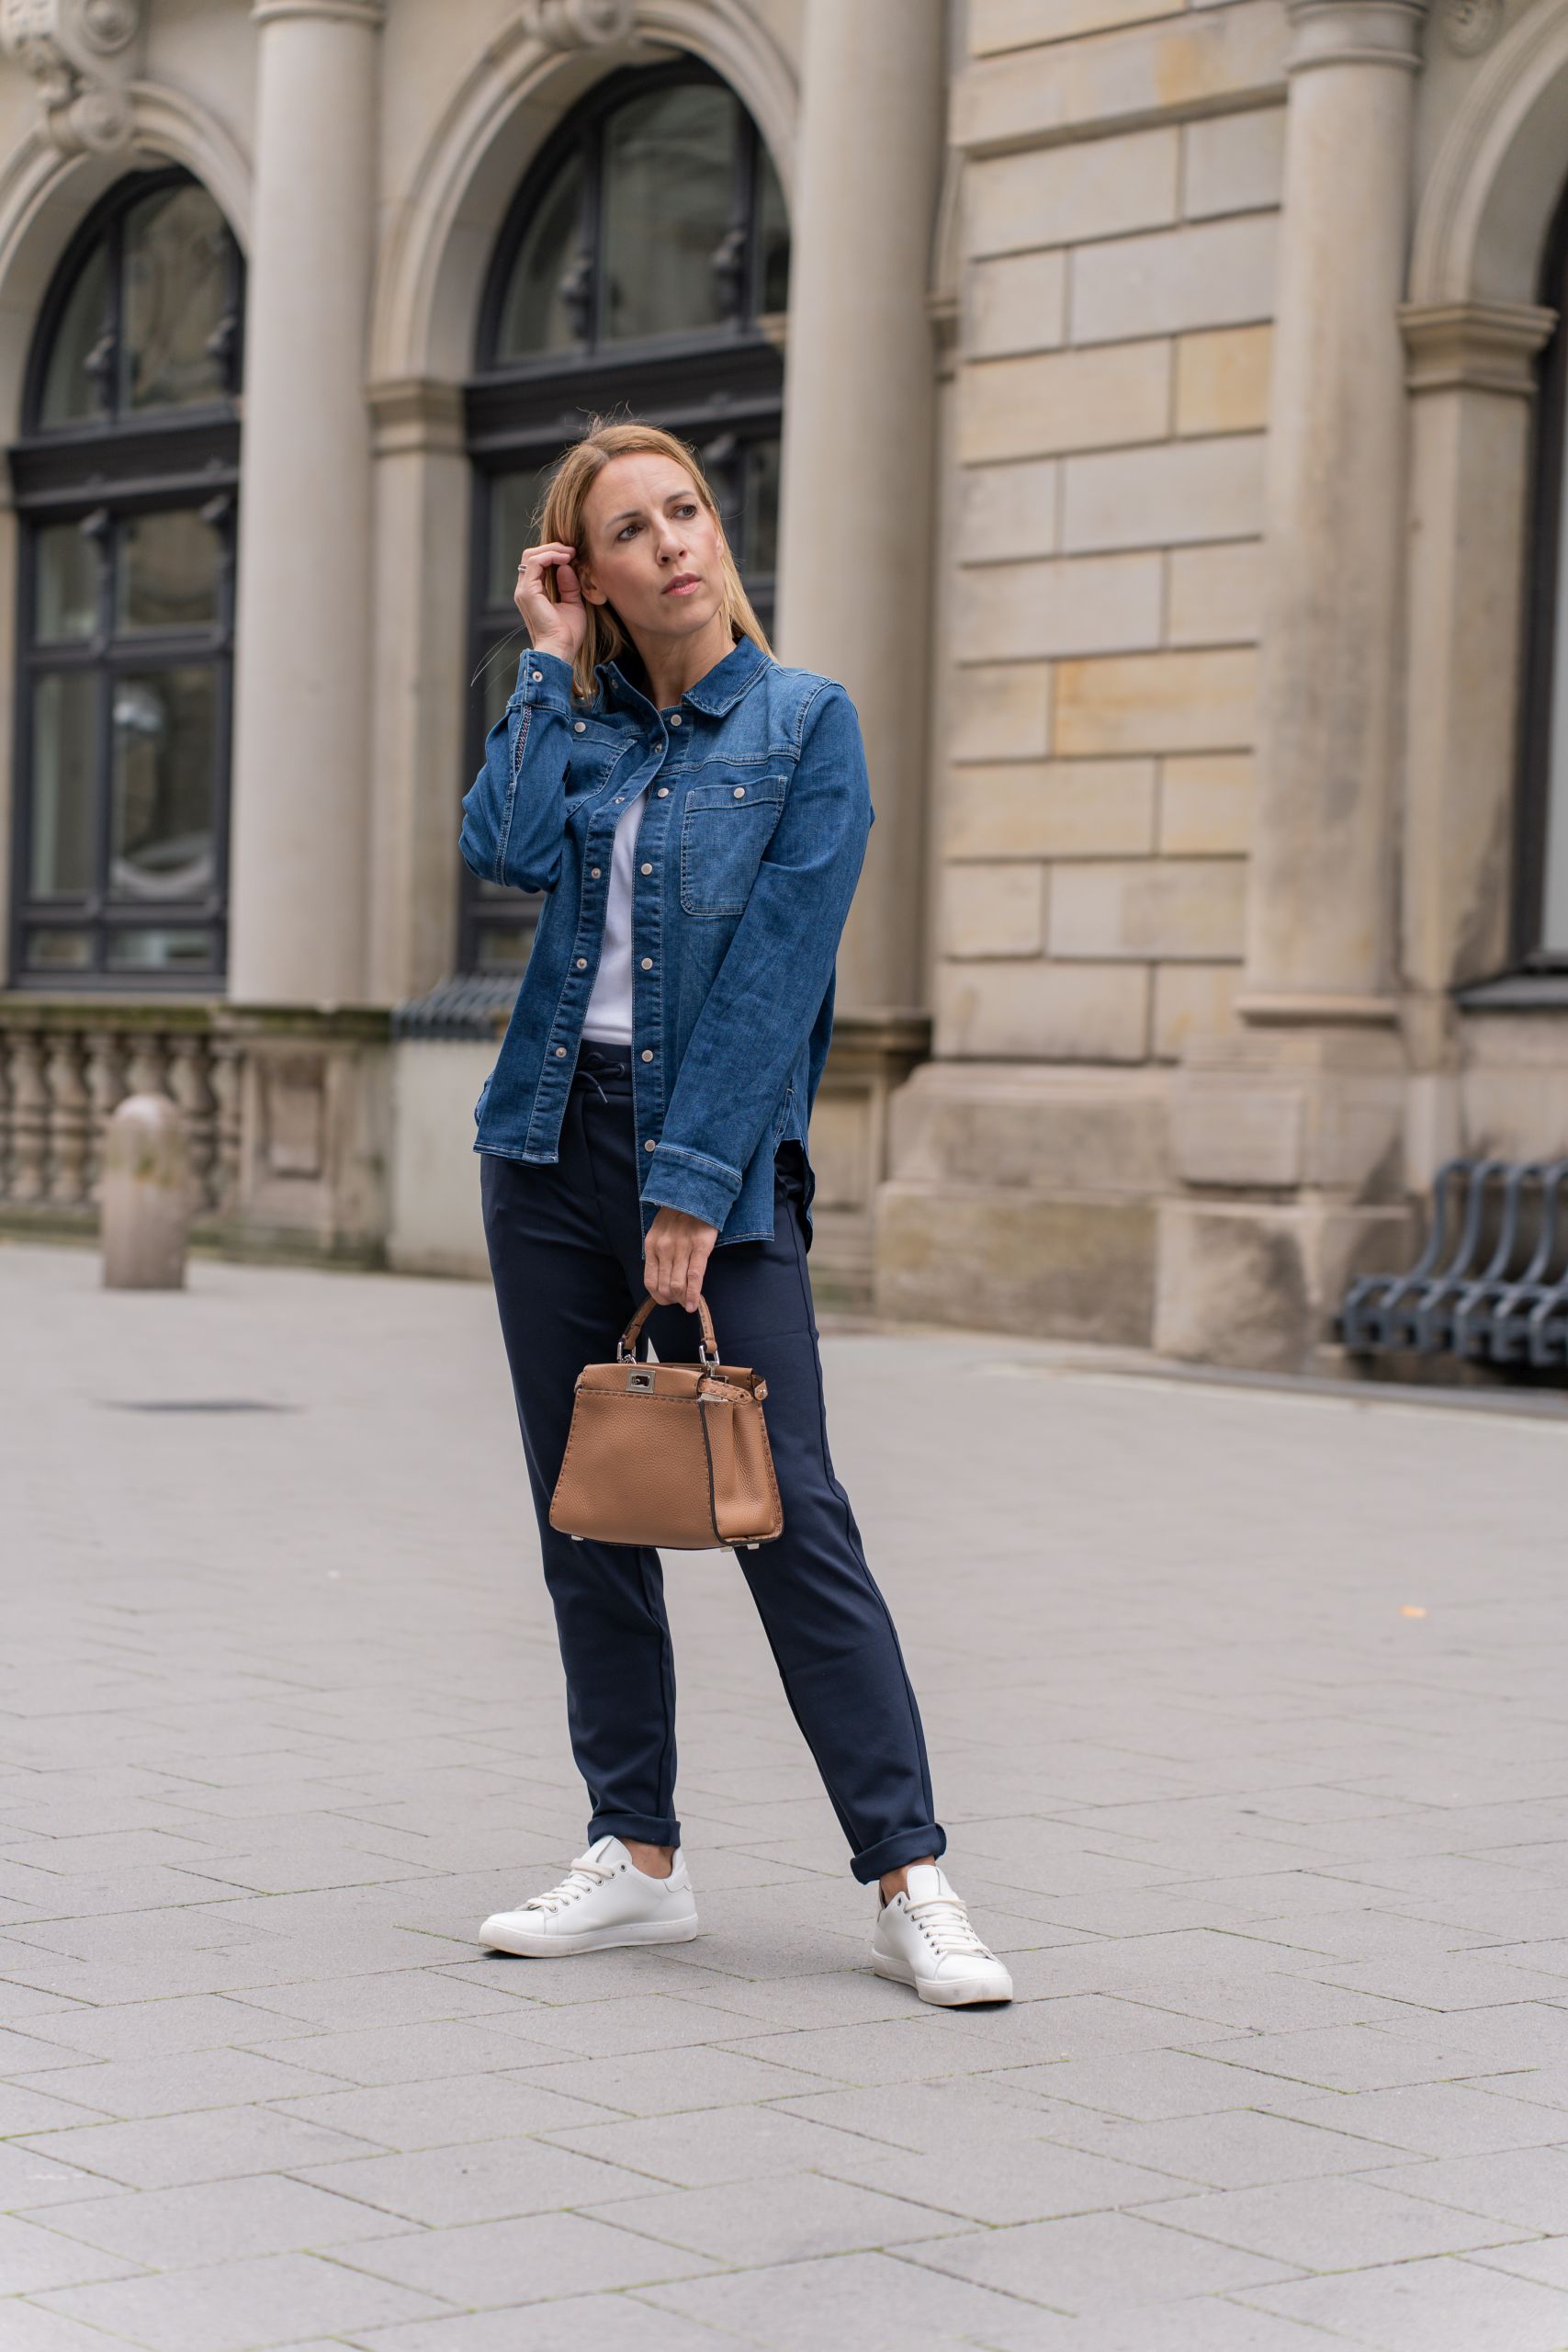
535, 418, 773, 704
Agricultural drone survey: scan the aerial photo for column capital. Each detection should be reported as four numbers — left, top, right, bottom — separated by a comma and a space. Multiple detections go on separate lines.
1400, 298, 1557, 394
251, 0, 383, 26
1286, 0, 1427, 74
367, 375, 465, 458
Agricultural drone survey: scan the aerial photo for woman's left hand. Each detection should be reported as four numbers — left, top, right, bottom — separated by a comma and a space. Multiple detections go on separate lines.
644, 1206, 718, 1312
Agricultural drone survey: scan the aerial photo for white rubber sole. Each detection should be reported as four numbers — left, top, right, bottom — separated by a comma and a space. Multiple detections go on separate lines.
872, 1950, 1013, 2007
480, 1913, 701, 1958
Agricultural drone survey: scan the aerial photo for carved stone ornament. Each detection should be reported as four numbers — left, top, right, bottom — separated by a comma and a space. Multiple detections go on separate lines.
1, 0, 144, 153
521, 0, 637, 50
1441, 0, 1503, 52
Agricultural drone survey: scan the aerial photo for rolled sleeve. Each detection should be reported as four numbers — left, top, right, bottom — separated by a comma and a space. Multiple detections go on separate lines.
642, 1139, 743, 1231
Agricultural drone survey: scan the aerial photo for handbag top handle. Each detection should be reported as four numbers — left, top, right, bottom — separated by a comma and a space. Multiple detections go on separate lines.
617, 1289, 720, 1367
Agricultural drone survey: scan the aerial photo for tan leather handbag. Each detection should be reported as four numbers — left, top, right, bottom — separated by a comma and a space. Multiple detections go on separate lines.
548, 1293, 784, 1551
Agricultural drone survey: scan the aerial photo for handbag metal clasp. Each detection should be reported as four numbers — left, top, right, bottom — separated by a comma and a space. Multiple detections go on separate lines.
625, 1366, 656, 1393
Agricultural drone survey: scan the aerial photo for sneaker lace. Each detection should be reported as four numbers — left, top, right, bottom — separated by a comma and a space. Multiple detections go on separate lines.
518, 1858, 616, 1917
908, 1893, 996, 1962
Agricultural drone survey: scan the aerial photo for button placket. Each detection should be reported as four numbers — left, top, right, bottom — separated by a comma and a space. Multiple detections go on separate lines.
628, 721, 681, 1166
528, 740, 646, 1159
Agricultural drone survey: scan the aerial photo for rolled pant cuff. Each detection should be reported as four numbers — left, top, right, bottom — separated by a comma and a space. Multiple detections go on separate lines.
852, 1824, 947, 1885
588, 1812, 682, 1850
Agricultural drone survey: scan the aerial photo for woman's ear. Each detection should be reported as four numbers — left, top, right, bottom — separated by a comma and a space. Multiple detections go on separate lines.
577, 557, 608, 609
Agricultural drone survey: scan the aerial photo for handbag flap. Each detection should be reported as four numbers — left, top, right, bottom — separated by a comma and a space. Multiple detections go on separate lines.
576, 1361, 708, 1399
574, 1361, 763, 1399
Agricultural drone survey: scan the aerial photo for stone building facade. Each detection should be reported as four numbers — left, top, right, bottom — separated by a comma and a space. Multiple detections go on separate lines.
2, 0, 1568, 1370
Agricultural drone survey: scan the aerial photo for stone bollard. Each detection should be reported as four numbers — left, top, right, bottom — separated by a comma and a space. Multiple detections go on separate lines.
100, 1094, 192, 1291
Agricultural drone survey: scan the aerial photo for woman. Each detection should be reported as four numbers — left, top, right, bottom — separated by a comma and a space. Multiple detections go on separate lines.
459, 421, 1010, 2007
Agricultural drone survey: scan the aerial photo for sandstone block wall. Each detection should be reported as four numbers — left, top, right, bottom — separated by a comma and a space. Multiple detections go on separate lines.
941, 0, 1287, 1075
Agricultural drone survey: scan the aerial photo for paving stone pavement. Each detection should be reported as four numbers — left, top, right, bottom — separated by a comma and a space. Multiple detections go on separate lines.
5, 1239, 1568, 2349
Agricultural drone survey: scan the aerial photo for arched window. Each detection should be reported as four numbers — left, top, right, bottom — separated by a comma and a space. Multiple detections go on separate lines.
8, 167, 243, 988
461, 60, 789, 974
1517, 181, 1568, 967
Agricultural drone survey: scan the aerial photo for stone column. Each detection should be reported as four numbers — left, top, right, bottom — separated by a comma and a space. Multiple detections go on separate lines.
1397, 301, 1554, 1171
773, 0, 945, 1017
365, 379, 469, 1005
1159, 0, 1430, 1372
1241, 0, 1427, 1023
227, 0, 384, 1005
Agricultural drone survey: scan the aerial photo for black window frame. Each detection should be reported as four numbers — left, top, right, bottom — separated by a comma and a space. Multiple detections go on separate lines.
1512, 175, 1568, 971
7, 164, 243, 993
459, 57, 787, 978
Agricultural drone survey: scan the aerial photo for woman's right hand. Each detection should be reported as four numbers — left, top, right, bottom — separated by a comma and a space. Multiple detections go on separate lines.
514, 541, 588, 668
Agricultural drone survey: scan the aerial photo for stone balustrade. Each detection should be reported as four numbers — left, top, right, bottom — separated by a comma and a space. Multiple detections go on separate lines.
0, 1001, 389, 1260
0, 1002, 238, 1228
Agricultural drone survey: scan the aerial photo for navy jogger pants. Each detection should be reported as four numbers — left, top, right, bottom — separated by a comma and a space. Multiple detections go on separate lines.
479, 1038, 946, 1884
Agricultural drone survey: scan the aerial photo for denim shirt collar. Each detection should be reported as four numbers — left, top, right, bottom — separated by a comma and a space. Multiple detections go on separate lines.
597, 632, 767, 719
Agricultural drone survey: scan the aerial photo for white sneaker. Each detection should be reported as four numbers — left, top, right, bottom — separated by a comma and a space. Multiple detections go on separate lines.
872, 1862, 1012, 2006
479, 1835, 700, 1957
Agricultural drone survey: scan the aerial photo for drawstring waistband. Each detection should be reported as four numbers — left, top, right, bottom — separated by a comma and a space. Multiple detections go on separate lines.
574, 1038, 633, 1104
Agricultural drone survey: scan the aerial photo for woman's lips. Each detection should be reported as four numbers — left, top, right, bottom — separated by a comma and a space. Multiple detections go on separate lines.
663, 576, 701, 596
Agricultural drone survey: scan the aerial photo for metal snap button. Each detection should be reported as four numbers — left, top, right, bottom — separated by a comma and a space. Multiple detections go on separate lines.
657, 786, 669, 797
670, 713, 682, 725
644, 1138, 656, 1151
573, 720, 585, 732
576, 957, 587, 969
590, 866, 601, 878
641, 1048, 653, 1062
531, 670, 542, 682
555, 1046, 566, 1057
640, 862, 652, 875
640, 956, 653, 969
733, 786, 745, 797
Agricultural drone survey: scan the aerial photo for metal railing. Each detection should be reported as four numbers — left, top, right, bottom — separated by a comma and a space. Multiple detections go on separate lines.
1340, 1156, 1568, 1368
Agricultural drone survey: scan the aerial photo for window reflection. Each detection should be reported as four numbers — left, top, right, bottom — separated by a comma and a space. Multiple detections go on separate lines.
36, 522, 99, 641
742, 437, 781, 578
486, 467, 552, 608
106, 927, 212, 973
29, 673, 96, 898
601, 85, 737, 345
110, 668, 216, 905
494, 152, 587, 360
122, 185, 233, 413
39, 242, 111, 427
118, 510, 220, 633
474, 915, 536, 971
758, 148, 790, 316
24, 929, 93, 972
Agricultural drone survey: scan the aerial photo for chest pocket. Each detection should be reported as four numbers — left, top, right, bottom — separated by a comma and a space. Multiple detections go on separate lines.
680, 775, 788, 917
565, 729, 631, 803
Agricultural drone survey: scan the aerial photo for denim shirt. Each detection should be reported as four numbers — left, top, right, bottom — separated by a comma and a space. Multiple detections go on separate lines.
458, 633, 873, 1248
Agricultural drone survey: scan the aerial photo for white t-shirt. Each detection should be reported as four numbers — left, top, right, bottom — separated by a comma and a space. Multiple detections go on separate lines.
581, 792, 643, 1046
